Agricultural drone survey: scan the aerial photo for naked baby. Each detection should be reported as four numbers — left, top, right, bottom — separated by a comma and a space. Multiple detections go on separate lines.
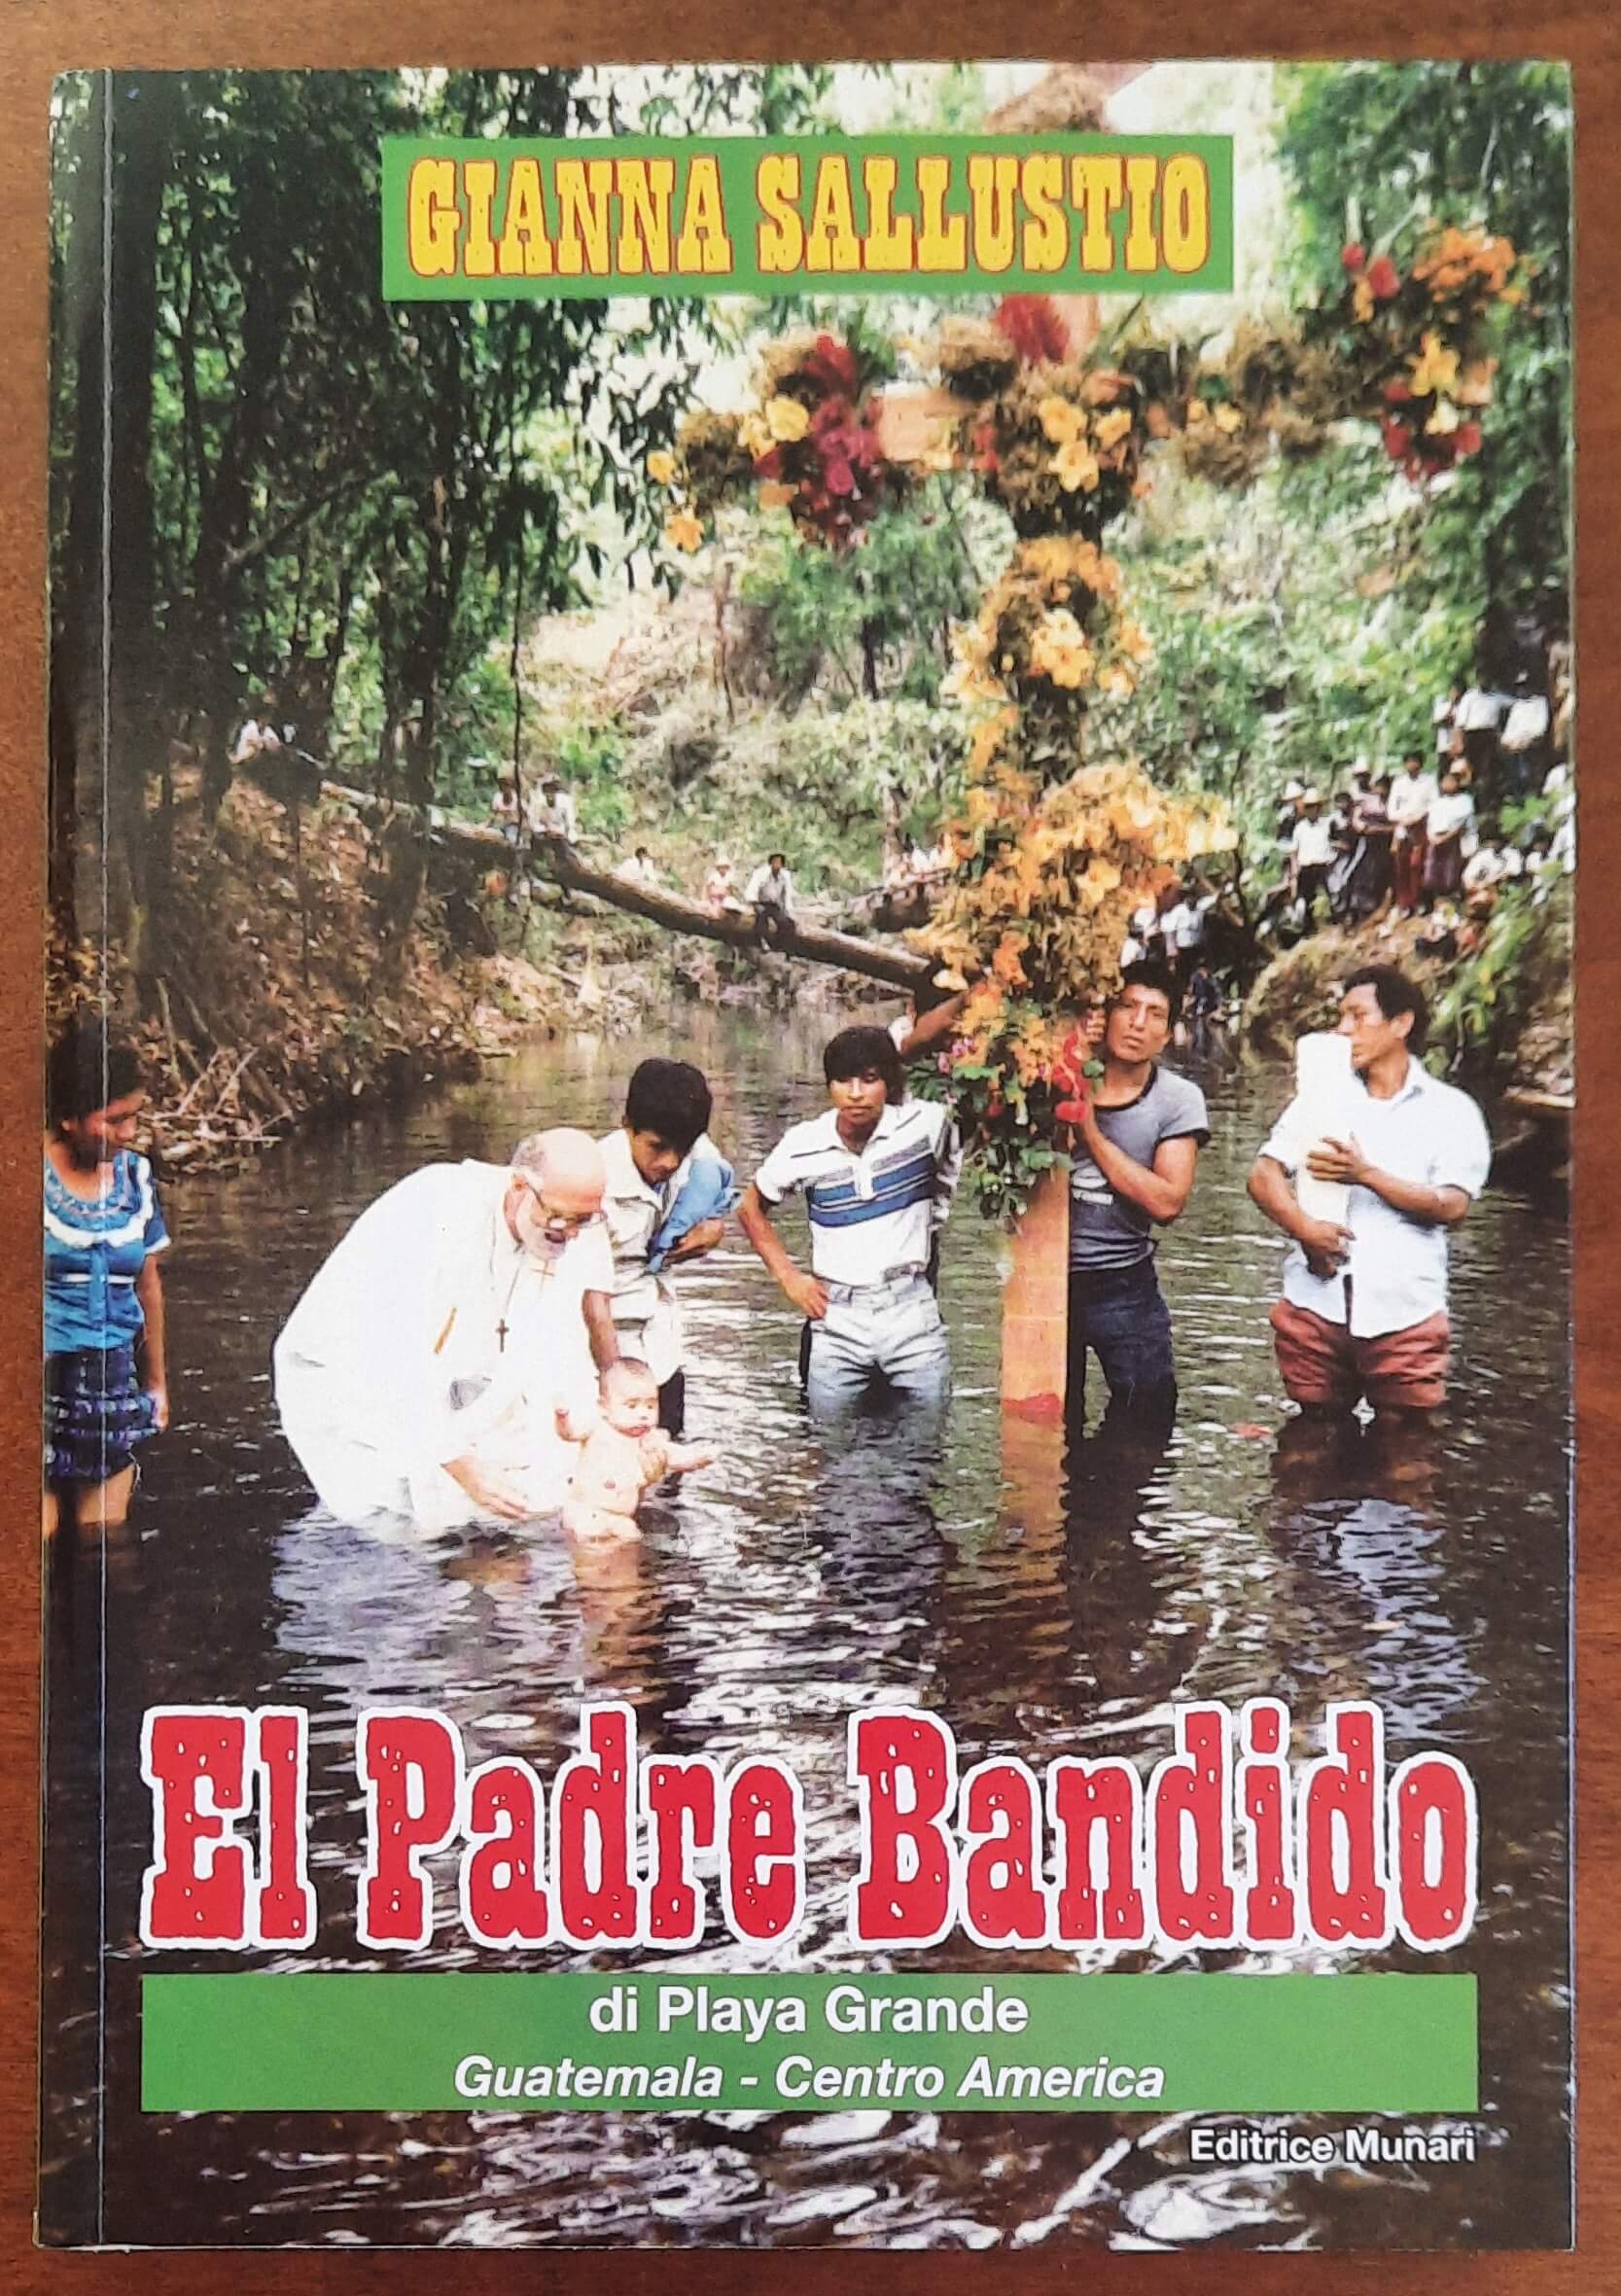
559, 1359, 716, 1541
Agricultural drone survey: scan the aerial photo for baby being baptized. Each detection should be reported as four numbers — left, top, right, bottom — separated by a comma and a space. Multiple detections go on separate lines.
558, 1359, 716, 1542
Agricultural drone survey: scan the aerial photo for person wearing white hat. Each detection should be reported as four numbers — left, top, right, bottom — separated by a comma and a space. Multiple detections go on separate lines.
1289, 790, 1334, 921
1274, 780, 1308, 873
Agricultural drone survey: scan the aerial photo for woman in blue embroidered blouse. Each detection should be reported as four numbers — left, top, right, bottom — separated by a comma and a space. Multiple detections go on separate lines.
44, 1020, 170, 1536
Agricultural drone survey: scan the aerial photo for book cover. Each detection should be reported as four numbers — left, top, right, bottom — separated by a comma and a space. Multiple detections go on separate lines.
37, 55, 1574, 2251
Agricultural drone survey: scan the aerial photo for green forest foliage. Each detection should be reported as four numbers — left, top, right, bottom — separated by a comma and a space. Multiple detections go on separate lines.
48, 65, 829, 982
1277, 59, 1571, 630
49, 59, 1571, 1086
1096, 61, 1570, 882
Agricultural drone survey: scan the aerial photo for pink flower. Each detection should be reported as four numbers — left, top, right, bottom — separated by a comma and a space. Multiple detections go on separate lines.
1342, 242, 1366, 274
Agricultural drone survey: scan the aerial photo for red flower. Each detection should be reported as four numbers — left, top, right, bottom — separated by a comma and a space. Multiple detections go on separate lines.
1383, 378, 1413, 404
1381, 418, 1412, 461
1455, 420, 1483, 456
754, 445, 784, 479
804, 333, 860, 398
1367, 256, 1400, 301
993, 293, 1071, 364
1341, 242, 1366, 274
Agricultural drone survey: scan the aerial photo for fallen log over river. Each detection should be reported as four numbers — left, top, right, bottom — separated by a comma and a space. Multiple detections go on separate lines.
318, 778, 934, 994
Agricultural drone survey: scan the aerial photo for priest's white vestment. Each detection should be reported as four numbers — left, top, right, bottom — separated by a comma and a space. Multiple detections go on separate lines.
272, 1160, 611, 1528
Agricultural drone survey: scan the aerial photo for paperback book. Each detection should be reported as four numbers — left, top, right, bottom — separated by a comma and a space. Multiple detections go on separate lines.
39, 54, 1574, 2250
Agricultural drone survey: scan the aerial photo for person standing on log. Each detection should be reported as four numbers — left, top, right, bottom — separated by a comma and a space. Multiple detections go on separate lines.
527, 772, 579, 846
745, 852, 796, 947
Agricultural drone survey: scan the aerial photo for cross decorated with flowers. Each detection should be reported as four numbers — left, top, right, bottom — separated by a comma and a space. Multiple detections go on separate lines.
653, 221, 1526, 1406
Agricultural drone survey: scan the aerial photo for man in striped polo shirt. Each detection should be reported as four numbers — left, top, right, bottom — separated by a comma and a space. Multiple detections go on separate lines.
737, 1026, 961, 1416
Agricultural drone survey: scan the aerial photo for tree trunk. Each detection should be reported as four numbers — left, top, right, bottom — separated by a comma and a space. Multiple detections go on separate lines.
317, 778, 934, 992
49, 75, 109, 951
107, 71, 180, 998
49, 71, 174, 1000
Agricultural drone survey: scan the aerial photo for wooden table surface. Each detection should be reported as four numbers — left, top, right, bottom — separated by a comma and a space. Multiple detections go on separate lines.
1, 6, 1613, 2288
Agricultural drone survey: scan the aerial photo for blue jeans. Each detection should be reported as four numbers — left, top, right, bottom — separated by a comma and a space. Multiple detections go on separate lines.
1067, 1259, 1177, 1434
805, 1272, 950, 1417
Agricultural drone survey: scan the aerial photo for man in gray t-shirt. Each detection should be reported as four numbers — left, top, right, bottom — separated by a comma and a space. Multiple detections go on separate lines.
1066, 965, 1210, 1432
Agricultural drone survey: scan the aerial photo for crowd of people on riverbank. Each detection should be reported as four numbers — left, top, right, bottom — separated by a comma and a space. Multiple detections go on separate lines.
45, 941, 1494, 1550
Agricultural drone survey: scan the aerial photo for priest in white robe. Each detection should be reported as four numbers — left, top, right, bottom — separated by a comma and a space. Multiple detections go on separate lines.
273, 1129, 615, 1530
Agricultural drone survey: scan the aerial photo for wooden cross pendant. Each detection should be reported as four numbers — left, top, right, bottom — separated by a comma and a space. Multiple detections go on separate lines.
496, 1318, 510, 1354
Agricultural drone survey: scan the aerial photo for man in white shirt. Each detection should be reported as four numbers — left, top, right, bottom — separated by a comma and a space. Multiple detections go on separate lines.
527, 774, 580, 844
273, 1130, 614, 1528
1288, 792, 1334, 919
1386, 749, 1438, 913
1248, 967, 1491, 1417
745, 852, 796, 947
1455, 680, 1508, 777
229, 693, 284, 768
614, 846, 659, 891
1423, 769, 1476, 902
1160, 879, 1216, 983
738, 1025, 961, 1414
595, 1059, 725, 1436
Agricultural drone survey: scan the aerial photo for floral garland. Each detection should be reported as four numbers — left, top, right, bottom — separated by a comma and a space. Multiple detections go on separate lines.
912, 735, 1231, 1219
1341, 226, 1518, 483
652, 221, 1523, 1217
654, 329, 901, 552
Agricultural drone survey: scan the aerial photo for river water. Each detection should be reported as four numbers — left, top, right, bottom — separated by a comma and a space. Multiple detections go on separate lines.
39, 1009, 1572, 2250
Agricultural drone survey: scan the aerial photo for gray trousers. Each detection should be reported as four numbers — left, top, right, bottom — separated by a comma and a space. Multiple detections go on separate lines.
805, 1271, 950, 1415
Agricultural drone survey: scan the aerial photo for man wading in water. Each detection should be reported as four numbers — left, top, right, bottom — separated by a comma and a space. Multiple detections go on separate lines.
738, 1026, 960, 1416
1065, 964, 1210, 1437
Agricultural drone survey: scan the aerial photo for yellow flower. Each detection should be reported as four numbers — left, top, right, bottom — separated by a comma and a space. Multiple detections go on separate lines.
1029, 608, 1093, 689
1053, 440, 1100, 493
663, 511, 704, 553
1097, 661, 1135, 698
646, 449, 677, 485
1094, 406, 1134, 449
991, 934, 1029, 988
1186, 396, 1209, 423
739, 411, 773, 459
1213, 404, 1243, 435
1352, 279, 1374, 323
1409, 331, 1461, 400
1039, 394, 1084, 444
765, 394, 811, 442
